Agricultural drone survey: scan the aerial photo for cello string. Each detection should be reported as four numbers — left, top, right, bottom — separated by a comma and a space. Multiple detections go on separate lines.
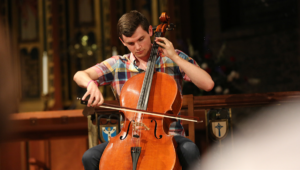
138, 34, 160, 148
135, 31, 159, 149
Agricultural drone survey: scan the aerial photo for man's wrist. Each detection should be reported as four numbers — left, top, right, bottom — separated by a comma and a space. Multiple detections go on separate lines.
171, 54, 182, 63
87, 80, 99, 88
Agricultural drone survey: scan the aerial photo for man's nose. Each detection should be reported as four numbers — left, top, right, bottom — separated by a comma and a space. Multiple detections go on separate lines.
135, 43, 141, 50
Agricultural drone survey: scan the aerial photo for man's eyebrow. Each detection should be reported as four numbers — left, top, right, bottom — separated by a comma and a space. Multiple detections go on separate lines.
138, 36, 145, 39
124, 36, 144, 44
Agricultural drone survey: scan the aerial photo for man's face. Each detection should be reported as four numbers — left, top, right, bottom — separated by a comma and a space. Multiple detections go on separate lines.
120, 25, 153, 60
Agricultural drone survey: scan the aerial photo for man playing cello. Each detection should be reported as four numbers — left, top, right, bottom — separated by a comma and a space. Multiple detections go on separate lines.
74, 10, 214, 170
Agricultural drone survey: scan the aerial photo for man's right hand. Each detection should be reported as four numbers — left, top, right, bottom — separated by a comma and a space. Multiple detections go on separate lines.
82, 81, 104, 107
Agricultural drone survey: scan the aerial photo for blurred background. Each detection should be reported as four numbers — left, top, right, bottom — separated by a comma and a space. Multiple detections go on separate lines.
0, 0, 299, 169
1, 0, 299, 111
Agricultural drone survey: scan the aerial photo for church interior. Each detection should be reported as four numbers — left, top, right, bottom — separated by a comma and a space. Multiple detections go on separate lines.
0, 0, 300, 169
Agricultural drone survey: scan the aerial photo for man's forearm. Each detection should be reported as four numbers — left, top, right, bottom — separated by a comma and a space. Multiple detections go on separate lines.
73, 71, 93, 88
172, 55, 214, 91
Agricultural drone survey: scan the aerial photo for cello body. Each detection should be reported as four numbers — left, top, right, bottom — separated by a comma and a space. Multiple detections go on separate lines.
99, 12, 182, 170
99, 72, 182, 170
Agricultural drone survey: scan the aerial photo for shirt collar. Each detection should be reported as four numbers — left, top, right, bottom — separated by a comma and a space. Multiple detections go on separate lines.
127, 53, 141, 72
129, 52, 137, 65
128, 51, 162, 72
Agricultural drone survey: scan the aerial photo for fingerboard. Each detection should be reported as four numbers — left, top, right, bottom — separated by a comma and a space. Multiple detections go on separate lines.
136, 32, 162, 111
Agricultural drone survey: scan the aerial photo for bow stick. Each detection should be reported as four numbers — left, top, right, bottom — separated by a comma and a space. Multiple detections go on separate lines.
77, 97, 203, 123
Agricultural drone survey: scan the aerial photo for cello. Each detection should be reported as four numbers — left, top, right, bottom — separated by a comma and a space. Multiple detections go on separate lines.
99, 12, 183, 170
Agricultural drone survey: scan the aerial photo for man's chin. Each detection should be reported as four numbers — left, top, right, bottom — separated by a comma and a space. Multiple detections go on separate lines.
135, 53, 146, 58
134, 49, 150, 59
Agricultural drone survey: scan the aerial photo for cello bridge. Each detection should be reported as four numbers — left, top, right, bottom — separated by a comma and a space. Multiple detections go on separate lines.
132, 122, 150, 131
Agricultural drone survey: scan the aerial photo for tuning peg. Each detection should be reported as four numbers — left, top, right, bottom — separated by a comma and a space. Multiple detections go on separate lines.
168, 23, 176, 28
166, 28, 175, 31
166, 23, 176, 31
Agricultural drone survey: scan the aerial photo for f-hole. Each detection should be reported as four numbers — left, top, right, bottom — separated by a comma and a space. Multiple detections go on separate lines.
151, 120, 162, 139
120, 121, 133, 140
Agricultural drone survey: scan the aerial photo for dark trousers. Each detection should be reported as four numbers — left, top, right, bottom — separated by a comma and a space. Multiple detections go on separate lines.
82, 135, 200, 170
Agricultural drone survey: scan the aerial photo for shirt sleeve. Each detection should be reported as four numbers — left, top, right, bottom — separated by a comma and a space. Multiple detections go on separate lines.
92, 56, 119, 86
176, 50, 200, 82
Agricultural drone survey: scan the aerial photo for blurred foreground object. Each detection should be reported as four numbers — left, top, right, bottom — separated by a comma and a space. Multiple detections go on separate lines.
0, 19, 17, 141
197, 99, 300, 170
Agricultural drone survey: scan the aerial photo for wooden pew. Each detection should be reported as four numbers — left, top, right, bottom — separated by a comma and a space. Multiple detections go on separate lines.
8, 109, 87, 141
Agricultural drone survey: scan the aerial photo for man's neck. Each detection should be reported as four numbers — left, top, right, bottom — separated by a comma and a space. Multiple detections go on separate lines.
131, 55, 149, 70
138, 49, 151, 62
131, 50, 151, 70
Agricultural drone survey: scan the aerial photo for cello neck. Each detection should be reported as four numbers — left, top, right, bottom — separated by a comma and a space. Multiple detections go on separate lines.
136, 31, 162, 111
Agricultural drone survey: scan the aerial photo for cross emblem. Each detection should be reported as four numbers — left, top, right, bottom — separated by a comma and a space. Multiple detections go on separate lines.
215, 123, 223, 137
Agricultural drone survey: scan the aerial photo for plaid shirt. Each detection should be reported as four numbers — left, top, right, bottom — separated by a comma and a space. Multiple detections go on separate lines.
92, 49, 199, 136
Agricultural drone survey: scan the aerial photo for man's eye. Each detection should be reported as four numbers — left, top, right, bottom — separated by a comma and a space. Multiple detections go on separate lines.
139, 38, 144, 41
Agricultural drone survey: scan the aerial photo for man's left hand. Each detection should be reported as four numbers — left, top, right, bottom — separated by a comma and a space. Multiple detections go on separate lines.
155, 37, 178, 60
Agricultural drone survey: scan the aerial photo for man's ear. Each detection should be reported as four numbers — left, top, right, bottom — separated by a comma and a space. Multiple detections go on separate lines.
149, 25, 153, 36
119, 37, 126, 46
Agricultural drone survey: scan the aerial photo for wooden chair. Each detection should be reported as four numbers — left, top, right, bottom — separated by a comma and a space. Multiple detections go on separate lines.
87, 112, 120, 148
181, 94, 195, 142
87, 114, 98, 148
86, 103, 120, 148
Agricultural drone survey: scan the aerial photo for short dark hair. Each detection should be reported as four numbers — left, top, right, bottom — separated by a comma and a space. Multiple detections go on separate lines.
117, 10, 149, 40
